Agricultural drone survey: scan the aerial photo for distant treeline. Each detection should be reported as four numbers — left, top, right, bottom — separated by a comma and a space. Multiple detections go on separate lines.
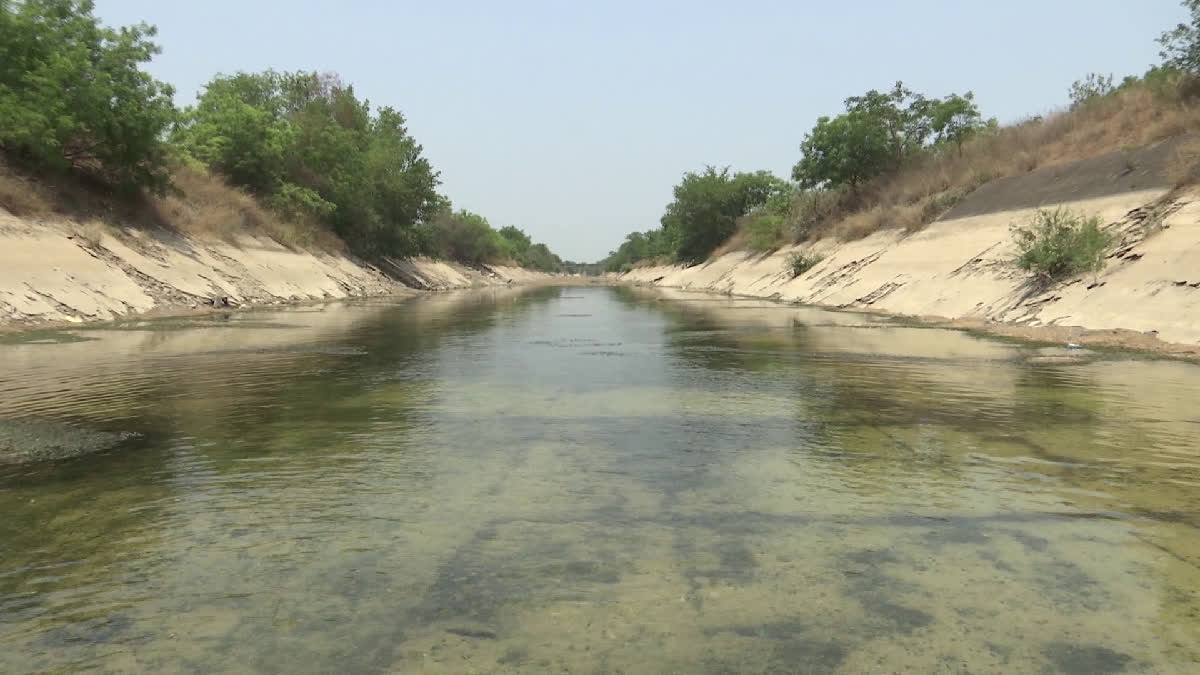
603, 0, 1200, 272
0, 0, 563, 270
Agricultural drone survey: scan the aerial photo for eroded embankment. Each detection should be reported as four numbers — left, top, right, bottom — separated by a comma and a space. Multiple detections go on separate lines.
0, 212, 552, 330
621, 144, 1200, 356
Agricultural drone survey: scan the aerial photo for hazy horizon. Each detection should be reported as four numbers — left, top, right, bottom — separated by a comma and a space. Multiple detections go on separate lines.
96, 0, 1186, 262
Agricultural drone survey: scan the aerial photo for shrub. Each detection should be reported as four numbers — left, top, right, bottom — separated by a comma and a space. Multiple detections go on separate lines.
786, 251, 824, 278
0, 0, 177, 194
1011, 208, 1112, 281
661, 166, 790, 263
266, 183, 336, 223
172, 70, 442, 257
746, 214, 787, 252
602, 228, 673, 271
764, 190, 794, 217
1069, 73, 1116, 109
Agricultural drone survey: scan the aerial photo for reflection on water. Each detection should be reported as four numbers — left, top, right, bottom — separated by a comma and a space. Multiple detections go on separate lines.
1, 286, 1199, 673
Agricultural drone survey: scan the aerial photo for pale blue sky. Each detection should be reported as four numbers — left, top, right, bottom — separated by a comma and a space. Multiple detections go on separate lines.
96, 0, 1186, 261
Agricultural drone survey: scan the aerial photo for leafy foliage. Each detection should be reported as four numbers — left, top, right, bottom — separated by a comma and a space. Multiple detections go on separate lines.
1011, 208, 1112, 281
0, 2, 567, 268
520, 242, 564, 272
792, 82, 983, 189
746, 215, 787, 252
1160, 0, 1200, 74
661, 167, 790, 263
424, 209, 505, 265
602, 228, 673, 272
1069, 73, 1116, 108
792, 113, 891, 189
845, 82, 934, 167
498, 225, 532, 253
0, 0, 177, 192
606, 4, 1200, 264
173, 70, 444, 257
493, 225, 562, 271
422, 210, 561, 270
930, 93, 985, 155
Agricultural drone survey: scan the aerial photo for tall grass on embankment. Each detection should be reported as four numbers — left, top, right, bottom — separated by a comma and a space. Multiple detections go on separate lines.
741, 78, 1200, 250
0, 156, 341, 251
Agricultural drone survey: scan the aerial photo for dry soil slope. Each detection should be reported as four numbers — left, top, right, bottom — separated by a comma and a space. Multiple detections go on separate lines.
623, 138, 1200, 347
0, 213, 550, 329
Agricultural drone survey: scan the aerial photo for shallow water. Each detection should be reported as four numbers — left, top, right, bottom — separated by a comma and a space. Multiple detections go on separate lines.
1, 286, 1199, 674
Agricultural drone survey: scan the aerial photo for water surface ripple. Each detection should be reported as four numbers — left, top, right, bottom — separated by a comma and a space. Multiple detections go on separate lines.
1, 287, 1199, 673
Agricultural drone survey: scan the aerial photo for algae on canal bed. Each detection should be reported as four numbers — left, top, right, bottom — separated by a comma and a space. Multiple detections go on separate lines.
1, 286, 1198, 673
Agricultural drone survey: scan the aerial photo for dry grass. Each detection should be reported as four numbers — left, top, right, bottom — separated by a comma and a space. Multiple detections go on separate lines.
1167, 137, 1200, 186
832, 206, 891, 240
711, 227, 750, 257
0, 153, 343, 252
0, 161, 53, 217
150, 166, 342, 251
68, 220, 109, 248
741, 77, 1200, 250
858, 82, 1200, 231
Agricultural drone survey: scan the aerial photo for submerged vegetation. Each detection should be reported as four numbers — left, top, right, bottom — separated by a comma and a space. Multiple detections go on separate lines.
603, 0, 1200, 272
0, 0, 563, 270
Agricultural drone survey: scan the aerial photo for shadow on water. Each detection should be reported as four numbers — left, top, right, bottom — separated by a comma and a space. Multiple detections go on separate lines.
1, 285, 1199, 672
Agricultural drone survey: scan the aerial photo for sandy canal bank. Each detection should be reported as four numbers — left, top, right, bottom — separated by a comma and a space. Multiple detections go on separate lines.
0, 211, 557, 332
620, 144, 1200, 358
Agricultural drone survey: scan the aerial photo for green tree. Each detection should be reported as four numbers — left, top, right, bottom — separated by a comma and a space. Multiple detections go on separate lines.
0, 0, 177, 192
794, 84, 989, 187
732, 170, 791, 208
172, 72, 293, 193
421, 213, 562, 270
1160, 0, 1200, 74
522, 243, 562, 272
791, 112, 891, 189
1068, 73, 1115, 108
601, 226, 675, 271
357, 104, 441, 254
173, 69, 441, 257
845, 81, 933, 167
426, 209, 501, 264
662, 166, 788, 263
930, 92, 984, 156
498, 225, 532, 253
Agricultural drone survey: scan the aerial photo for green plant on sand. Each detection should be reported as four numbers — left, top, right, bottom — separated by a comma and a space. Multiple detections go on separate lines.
1011, 208, 1113, 282
786, 251, 825, 278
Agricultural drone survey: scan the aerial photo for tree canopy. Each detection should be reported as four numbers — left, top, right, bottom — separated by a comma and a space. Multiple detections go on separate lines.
930, 93, 985, 155
602, 228, 673, 272
792, 112, 891, 189
422, 211, 562, 271
0, 0, 177, 193
662, 167, 791, 264
1160, 0, 1200, 74
172, 70, 444, 257
792, 82, 985, 189
845, 82, 933, 168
